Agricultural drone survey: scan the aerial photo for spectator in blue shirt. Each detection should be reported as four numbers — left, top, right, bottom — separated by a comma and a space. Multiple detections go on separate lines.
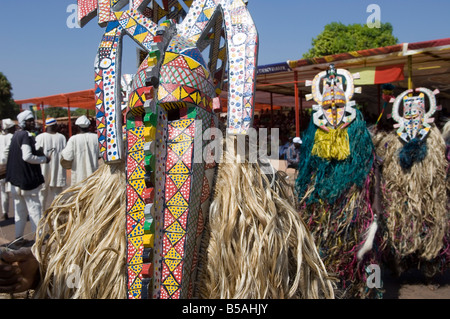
286, 137, 302, 169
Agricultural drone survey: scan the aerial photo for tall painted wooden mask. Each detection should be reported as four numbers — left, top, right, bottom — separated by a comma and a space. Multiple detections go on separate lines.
77, 0, 258, 299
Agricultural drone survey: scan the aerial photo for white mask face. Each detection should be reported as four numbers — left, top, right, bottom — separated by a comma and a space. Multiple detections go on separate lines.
391, 88, 439, 143
308, 65, 359, 132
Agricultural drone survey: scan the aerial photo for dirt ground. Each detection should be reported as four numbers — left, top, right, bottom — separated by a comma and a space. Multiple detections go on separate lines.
1, 162, 449, 299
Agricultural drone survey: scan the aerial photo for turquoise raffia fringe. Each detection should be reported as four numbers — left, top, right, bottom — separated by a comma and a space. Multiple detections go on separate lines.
295, 110, 375, 205
398, 137, 428, 171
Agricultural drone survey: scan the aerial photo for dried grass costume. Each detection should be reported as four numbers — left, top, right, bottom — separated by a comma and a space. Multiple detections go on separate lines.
295, 66, 383, 299
373, 89, 450, 277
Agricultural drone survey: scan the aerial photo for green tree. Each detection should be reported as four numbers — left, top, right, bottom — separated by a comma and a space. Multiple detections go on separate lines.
36, 107, 95, 120
72, 108, 95, 117
0, 72, 20, 120
36, 107, 69, 120
303, 22, 398, 59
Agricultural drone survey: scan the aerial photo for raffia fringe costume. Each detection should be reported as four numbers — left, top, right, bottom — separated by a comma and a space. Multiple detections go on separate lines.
373, 126, 450, 277
295, 110, 383, 299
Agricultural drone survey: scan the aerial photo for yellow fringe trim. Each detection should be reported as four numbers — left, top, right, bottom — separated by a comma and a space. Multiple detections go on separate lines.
312, 127, 350, 160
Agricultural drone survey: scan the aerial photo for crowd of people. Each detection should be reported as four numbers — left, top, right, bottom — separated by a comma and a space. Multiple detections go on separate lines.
0, 112, 100, 247
253, 109, 311, 145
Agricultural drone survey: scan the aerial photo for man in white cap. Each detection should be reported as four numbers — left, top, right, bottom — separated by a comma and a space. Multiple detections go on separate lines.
35, 117, 67, 210
61, 115, 99, 185
0, 118, 16, 220
286, 136, 302, 170
5, 110, 51, 244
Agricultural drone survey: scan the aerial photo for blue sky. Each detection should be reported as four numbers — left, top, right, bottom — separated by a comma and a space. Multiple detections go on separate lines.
1, 0, 449, 100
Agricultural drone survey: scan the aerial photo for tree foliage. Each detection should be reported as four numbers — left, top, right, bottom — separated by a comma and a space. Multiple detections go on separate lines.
303, 22, 398, 59
39, 107, 69, 119
35, 107, 95, 119
0, 72, 20, 120
72, 108, 95, 117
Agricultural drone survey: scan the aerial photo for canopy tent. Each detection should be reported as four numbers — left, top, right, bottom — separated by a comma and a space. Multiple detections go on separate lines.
15, 89, 96, 109
15, 89, 96, 136
255, 37, 450, 136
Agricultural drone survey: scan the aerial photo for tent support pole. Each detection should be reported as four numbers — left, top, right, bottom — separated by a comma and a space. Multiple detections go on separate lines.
408, 55, 413, 94
67, 98, 72, 137
41, 102, 45, 131
294, 71, 300, 137
378, 84, 381, 115
270, 92, 274, 127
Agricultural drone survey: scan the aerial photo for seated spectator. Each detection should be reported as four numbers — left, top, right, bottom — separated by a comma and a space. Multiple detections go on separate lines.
286, 137, 302, 169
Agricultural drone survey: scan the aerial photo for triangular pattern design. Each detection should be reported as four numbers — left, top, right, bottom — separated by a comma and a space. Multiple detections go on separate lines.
169, 173, 189, 189
164, 173, 178, 201
169, 140, 192, 158
165, 258, 182, 272
160, 120, 196, 299
125, 108, 149, 300
158, 50, 214, 111
168, 160, 190, 175
177, 209, 189, 230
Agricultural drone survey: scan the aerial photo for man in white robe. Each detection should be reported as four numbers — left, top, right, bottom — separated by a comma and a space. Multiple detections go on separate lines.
0, 118, 16, 220
61, 115, 99, 185
35, 118, 67, 210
